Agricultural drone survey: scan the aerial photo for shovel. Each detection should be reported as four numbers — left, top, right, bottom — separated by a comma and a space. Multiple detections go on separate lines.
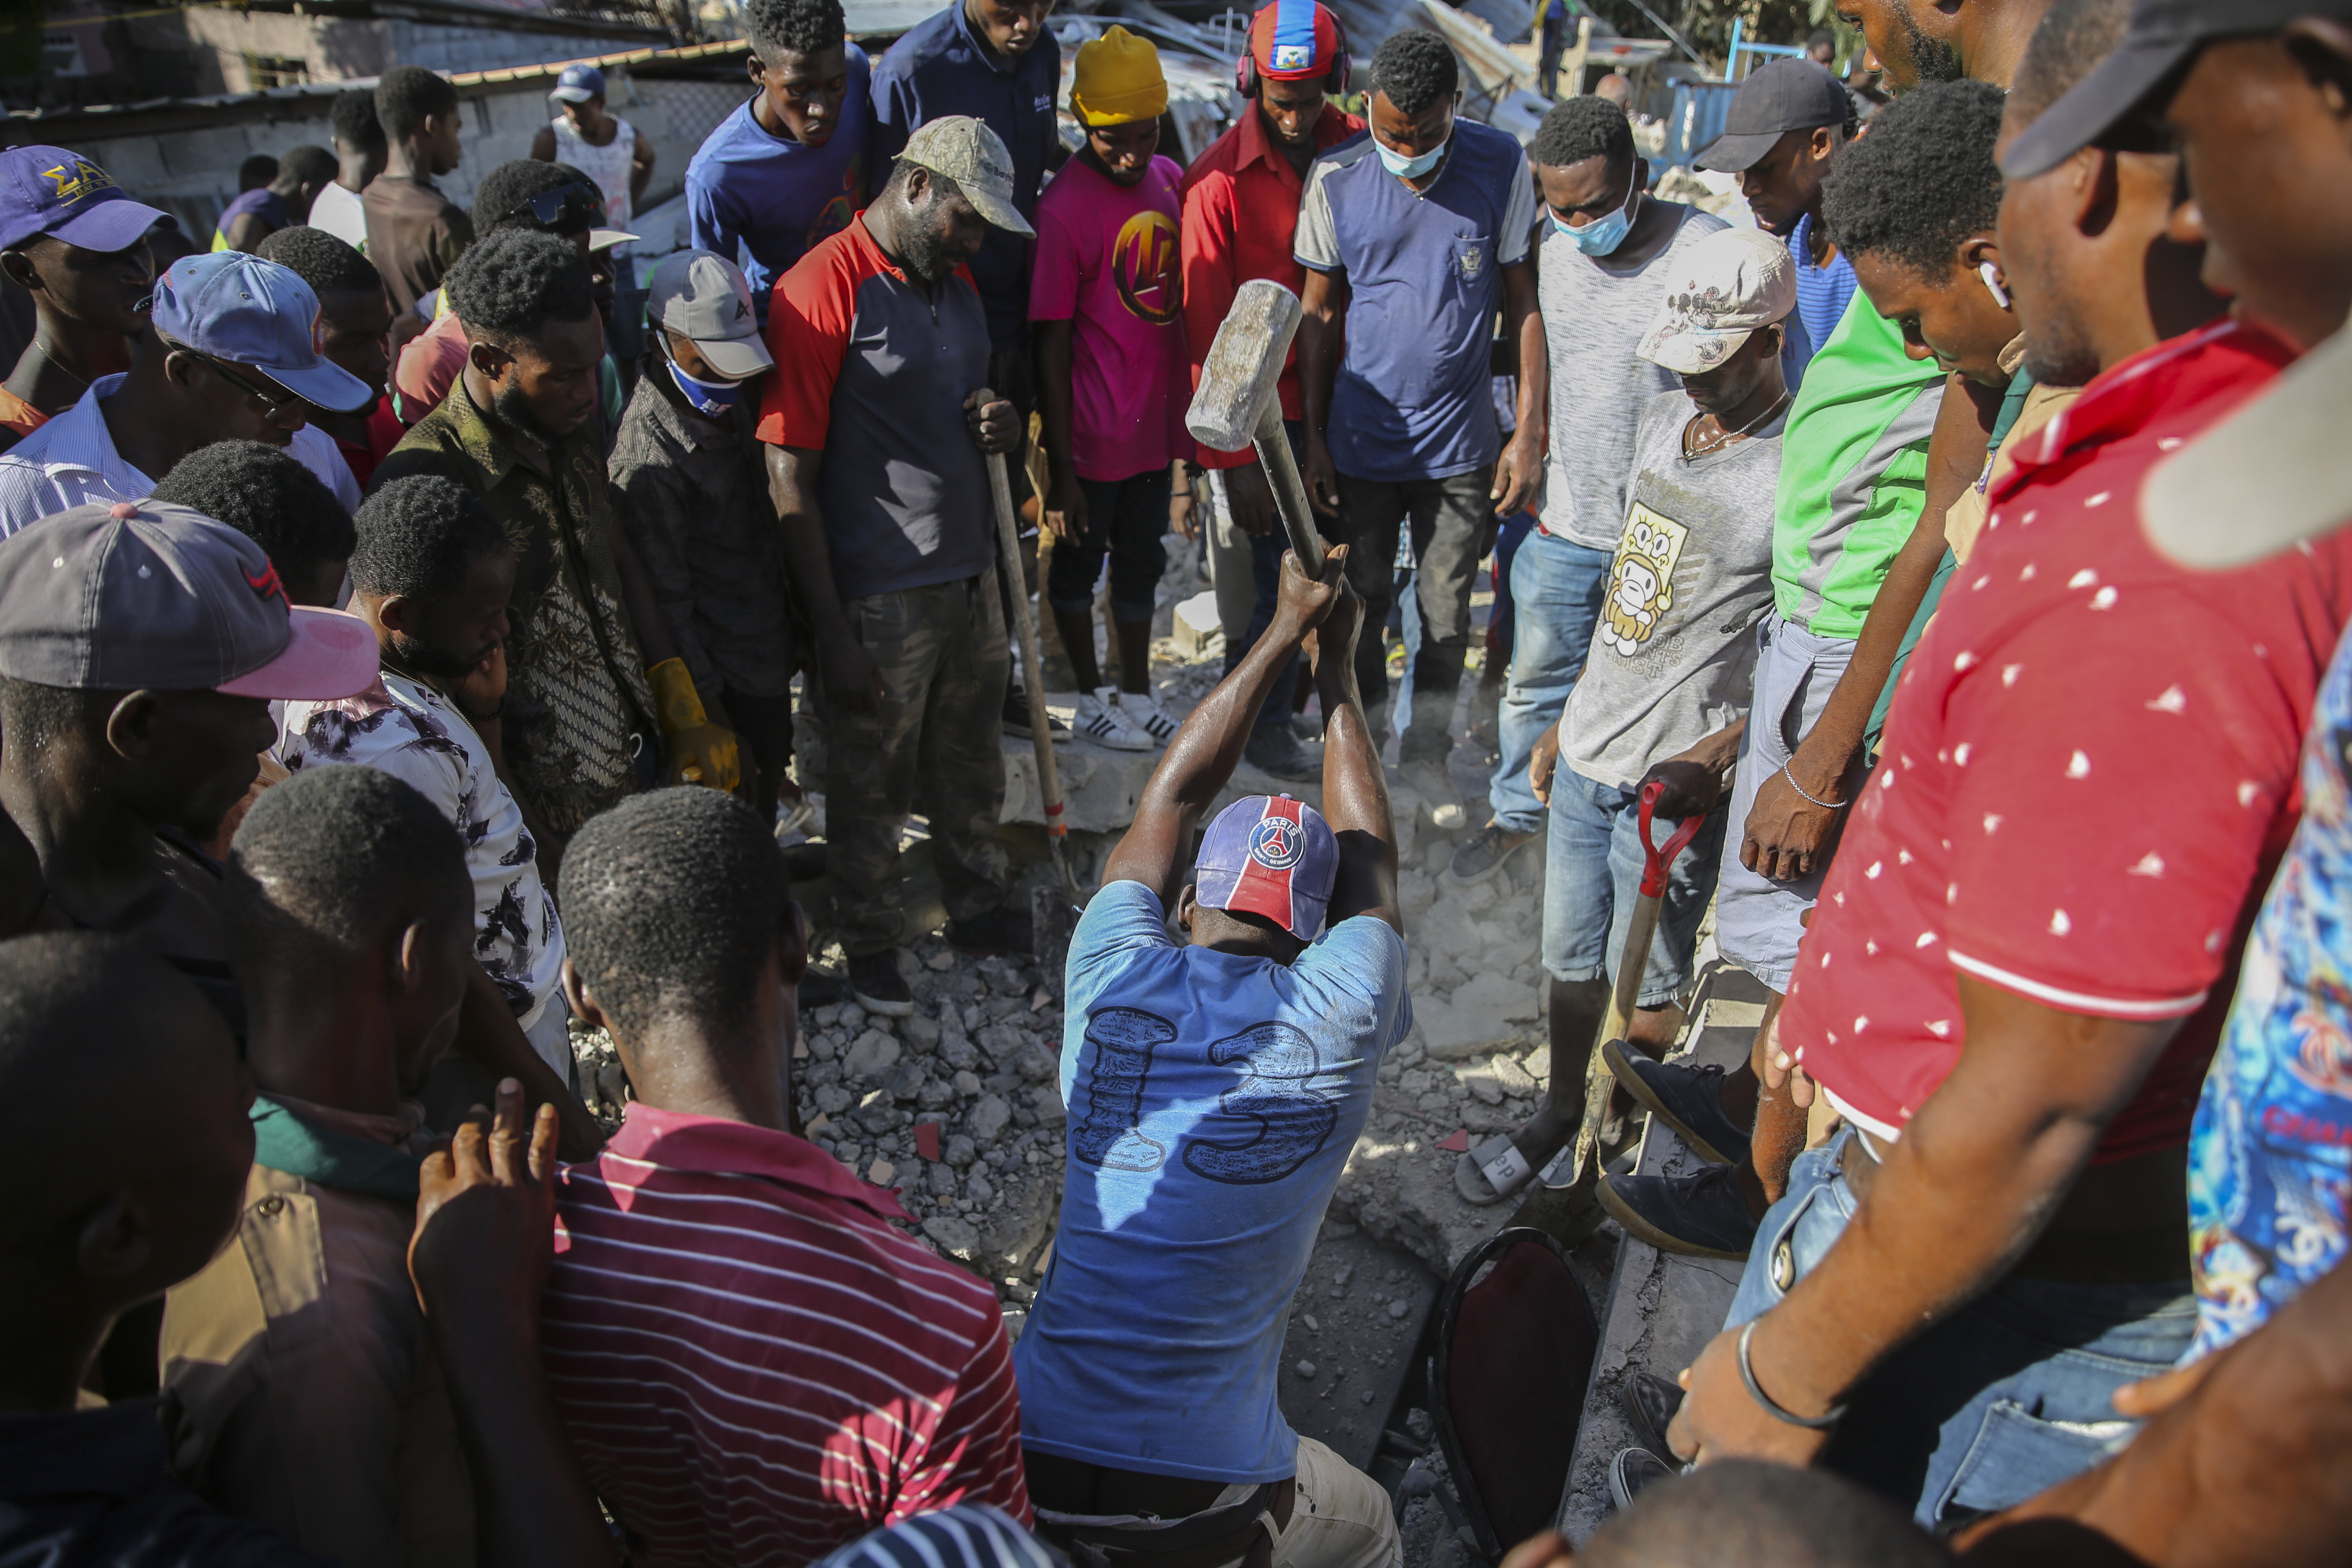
977, 390, 1085, 964
1539, 779, 1705, 1191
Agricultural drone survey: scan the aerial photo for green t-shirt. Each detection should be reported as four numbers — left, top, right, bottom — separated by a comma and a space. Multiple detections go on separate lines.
1769, 291, 1946, 638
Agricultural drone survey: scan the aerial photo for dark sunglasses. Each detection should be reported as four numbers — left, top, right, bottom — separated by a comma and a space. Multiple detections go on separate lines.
154, 330, 303, 414
497, 180, 607, 229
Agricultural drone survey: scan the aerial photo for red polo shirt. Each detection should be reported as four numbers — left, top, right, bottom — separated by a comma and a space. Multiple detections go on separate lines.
542, 1103, 1029, 1566
1179, 101, 1361, 470
1786, 320, 2352, 1162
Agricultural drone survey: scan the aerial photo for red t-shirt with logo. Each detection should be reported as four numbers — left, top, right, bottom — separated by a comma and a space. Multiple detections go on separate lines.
1029, 154, 1191, 481
1788, 321, 2352, 1162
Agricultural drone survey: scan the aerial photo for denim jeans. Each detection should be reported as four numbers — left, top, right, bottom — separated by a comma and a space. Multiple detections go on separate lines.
1727, 1129, 2199, 1531
1542, 769, 1725, 1005
1490, 530, 1614, 834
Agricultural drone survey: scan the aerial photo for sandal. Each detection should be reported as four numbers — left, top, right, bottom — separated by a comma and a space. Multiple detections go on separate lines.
1454, 1133, 1542, 1205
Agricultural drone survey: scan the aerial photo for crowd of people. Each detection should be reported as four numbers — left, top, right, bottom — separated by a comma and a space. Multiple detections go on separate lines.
0, 0, 2348, 1563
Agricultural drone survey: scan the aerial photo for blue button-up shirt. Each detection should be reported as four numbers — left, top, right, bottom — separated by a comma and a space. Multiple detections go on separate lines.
871, 0, 1060, 353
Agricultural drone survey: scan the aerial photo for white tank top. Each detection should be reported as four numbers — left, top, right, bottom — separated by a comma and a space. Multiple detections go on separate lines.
549, 114, 636, 228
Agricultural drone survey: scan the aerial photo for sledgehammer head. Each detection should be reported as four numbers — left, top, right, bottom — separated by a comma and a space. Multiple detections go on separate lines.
1186, 278, 1303, 452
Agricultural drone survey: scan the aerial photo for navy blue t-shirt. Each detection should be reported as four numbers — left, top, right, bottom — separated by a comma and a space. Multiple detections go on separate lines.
1294, 120, 1539, 483
871, 2, 1060, 353
686, 50, 874, 313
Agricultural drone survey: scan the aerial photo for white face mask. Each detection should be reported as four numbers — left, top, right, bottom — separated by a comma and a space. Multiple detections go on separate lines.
1552, 163, 1639, 257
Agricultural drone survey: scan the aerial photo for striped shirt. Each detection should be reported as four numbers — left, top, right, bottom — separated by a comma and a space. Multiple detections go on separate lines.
542, 1104, 1031, 1568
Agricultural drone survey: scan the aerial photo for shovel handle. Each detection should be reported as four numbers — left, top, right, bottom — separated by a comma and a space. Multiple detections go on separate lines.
1637, 780, 1706, 899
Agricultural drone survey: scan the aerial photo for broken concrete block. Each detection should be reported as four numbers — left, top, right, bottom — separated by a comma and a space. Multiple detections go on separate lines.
1490, 1053, 1539, 1098
1172, 590, 1224, 659
1452, 971, 1541, 1023
1412, 996, 1523, 1061
1455, 1064, 1506, 1105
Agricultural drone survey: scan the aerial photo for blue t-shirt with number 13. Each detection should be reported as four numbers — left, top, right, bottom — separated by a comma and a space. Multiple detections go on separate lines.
1014, 879, 1410, 1482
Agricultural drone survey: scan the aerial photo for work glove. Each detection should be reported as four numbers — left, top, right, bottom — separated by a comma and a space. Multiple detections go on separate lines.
646, 658, 742, 793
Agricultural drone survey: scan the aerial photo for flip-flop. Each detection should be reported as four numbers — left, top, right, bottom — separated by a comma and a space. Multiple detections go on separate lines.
1454, 1134, 1537, 1205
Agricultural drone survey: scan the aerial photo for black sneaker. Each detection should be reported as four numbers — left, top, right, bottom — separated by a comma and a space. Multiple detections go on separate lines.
1002, 686, 1070, 739
1602, 1041, 1752, 1167
1244, 725, 1322, 782
1620, 1370, 1684, 1459
797, 967, 846, 1007
1445, 821, 1540, 885
1598, 1165, 1760, 1260
947, 904, 1034, 958
1609, 1447, 1677, 1514
847, 951, 913, 1017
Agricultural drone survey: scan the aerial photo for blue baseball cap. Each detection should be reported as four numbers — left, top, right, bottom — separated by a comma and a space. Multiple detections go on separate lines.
1196, 793, 1340, 941
0, 146, 177, 254
551, 65, 607, 103
148, 252, 374, 413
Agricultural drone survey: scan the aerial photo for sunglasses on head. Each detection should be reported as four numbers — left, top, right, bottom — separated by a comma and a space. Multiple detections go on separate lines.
497, 180, 606, 229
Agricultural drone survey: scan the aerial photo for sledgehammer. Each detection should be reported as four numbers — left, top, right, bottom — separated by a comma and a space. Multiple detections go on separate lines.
1186, 279, 1328, 581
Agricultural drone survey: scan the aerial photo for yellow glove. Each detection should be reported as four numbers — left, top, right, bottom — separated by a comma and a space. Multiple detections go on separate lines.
646, 658, 742, 794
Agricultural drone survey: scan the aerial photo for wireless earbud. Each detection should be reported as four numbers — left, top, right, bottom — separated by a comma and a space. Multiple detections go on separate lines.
1980, 261, 2011, 310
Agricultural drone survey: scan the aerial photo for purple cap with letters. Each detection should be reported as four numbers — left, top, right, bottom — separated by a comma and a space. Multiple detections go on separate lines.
1195, 793, 1340, 941
148, 252, 374, 413
0, 145, 178, 254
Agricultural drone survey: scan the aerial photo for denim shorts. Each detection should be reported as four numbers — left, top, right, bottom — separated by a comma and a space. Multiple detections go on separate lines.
1727, 1128, 2198, 1531
1541, 768, 1726, 1008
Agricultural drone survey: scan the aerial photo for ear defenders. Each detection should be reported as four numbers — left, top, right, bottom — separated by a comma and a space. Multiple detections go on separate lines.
1236, 4, 1351, 98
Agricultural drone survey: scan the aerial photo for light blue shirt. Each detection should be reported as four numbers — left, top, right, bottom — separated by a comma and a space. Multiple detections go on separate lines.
0, 374, 362, 537
1014, 880, 1410, 1482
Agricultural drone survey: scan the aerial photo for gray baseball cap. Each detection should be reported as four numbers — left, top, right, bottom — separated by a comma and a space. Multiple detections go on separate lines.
0, 500, 380, 698
1695, 59, 1854, 173
646, 249, 773, 379
898, 115, 1035, 238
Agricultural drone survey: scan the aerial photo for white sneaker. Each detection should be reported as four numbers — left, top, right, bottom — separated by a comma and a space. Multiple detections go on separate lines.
1076, 687, 1152, 750
1116, 688, 1180, 745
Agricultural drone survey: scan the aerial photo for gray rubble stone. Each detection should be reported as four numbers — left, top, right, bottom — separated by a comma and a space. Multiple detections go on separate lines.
1015, 1042, 1057, 1083
953, 1069, 983, 1098
923, 1214, 982, 1260
1030, 1082, 1067, 1127
940, 1036, 979, 1071
968, 1094, 1013, 1143
843, 1030, 902, 1080
944, 1134, 978, 1167
904, 1014, 943, 1049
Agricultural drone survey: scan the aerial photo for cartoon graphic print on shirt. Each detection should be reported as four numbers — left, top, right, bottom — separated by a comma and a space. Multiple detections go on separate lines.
1112, 208, 1179, 325
1600, 501, 1688, 656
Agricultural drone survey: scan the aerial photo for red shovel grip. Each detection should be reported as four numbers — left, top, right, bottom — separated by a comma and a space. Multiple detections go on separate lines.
1637, 779, 1706, 899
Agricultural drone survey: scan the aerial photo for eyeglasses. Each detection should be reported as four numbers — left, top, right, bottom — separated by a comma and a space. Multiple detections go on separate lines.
156, 332, 304, 417
496, 180, 606, 230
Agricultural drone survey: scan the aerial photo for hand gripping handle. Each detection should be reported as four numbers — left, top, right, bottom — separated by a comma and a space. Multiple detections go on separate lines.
1637, 779, 1706, 900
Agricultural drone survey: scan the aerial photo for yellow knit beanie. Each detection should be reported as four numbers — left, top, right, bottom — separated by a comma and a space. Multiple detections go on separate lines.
1070, 26, 1169, 127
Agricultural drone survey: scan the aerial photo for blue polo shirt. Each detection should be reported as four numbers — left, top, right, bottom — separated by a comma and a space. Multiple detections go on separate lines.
872, 1, 1060, 352
685, 51, 874, 314
1779, 209, 1859, 392
1293, 120, 1538, 484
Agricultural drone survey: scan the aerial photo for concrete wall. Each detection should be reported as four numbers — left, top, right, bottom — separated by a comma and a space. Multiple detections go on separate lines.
58, 69, 744, 244
176, 10, 643, 94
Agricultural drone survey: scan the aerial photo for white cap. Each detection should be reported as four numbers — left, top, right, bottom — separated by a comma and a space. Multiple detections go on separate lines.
1637, 227, 1797, 376
2143, 316, 2352, 569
